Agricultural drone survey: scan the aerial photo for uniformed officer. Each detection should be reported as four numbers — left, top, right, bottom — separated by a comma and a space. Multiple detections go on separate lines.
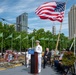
26, 48, 31, 68
35, 40, 42, 73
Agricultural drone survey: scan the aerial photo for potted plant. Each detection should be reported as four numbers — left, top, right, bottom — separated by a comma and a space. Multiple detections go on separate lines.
62, 51, 76, 66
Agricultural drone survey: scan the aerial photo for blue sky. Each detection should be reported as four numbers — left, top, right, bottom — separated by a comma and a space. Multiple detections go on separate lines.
0, 0, 76, 36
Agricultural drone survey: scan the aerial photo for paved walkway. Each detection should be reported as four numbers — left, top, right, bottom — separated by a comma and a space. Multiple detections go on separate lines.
0, 66, 60, 75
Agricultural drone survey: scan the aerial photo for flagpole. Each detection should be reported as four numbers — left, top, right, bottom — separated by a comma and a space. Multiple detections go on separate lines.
55, 23, 62, 51
1, 34, 3, 55
74, 34, 76, 56
43, 39, 45, 50
32, 39, 33, 48
2, 20, 4, 26
11, 35, 13, 50
20, 37, 21, 52
31, 36, 34, 48
48, 39, 49, 48
34, 37, 35, 47
16, 34, 22, 52
27, 36, 28, 48
55, 0, 68, 52
27, 39, 28, 48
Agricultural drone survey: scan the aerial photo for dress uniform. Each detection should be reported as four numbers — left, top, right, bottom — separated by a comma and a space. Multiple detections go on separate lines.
35, 40, 42, 73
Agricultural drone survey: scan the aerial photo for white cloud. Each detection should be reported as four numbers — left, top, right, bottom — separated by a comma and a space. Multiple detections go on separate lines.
7, 18, 15, 21
0, 8, 4, 13
0, 0, 74, 36
3, 0, 37, 14
28, 17, 39, 21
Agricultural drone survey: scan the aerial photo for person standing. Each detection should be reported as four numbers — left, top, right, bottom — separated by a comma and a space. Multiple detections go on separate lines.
35, 40, 42, 73
8, 52, 13, 62
26, 48, 31, 68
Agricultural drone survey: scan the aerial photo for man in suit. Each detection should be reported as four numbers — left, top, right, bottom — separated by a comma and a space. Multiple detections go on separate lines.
43, 48, 51, 68
35, 40, 42, 73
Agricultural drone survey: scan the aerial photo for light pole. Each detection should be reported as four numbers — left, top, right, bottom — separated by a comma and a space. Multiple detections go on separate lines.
1, 33, 3, 57
74, 34, 76, 56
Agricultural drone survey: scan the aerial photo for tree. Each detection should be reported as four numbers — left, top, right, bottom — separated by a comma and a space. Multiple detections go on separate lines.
0, 22, 71, 52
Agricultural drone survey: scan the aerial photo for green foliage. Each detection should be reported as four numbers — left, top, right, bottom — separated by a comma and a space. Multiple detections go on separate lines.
0, 22, 72, 52
62, 52, 76, 66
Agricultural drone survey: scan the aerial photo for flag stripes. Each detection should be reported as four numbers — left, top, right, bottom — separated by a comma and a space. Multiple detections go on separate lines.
35, 2, 65, 22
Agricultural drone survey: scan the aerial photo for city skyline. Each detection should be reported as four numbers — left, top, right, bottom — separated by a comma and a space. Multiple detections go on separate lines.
16, 12, 28, 32
52, 26, 56, 35
0, 0, 76, 36
68, 5, 76, 39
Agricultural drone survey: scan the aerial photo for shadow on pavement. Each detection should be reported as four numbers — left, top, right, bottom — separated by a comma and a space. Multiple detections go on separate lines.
22, 67, 30, 73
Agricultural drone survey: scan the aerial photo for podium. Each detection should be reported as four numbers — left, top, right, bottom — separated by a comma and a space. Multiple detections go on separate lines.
30, 52, 38, 74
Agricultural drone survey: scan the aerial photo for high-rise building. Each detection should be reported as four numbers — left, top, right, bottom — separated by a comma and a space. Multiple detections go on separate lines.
16, 12, 28, 32
52, 26, 56, 35
68, 5, 76, 39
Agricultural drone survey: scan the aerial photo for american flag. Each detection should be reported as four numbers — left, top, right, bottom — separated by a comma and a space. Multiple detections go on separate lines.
35, 2, 66, 22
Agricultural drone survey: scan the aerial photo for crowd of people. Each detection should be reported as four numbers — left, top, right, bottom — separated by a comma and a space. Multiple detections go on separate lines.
25, 40, 76, 75
0, 40, 75, 75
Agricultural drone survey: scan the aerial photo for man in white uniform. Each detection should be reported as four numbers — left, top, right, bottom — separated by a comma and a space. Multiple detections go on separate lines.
35, 40, 42, 73
26, 49, 31, 68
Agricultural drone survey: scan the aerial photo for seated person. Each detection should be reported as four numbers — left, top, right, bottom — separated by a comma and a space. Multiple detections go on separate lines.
43, 48, 51, 68
54, 52, 64, 72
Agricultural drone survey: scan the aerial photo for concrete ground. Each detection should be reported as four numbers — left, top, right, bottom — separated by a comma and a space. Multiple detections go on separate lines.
0, 65, 61, 75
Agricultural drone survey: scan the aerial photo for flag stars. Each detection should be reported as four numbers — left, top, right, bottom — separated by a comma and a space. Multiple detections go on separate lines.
55, 2, 65, 12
